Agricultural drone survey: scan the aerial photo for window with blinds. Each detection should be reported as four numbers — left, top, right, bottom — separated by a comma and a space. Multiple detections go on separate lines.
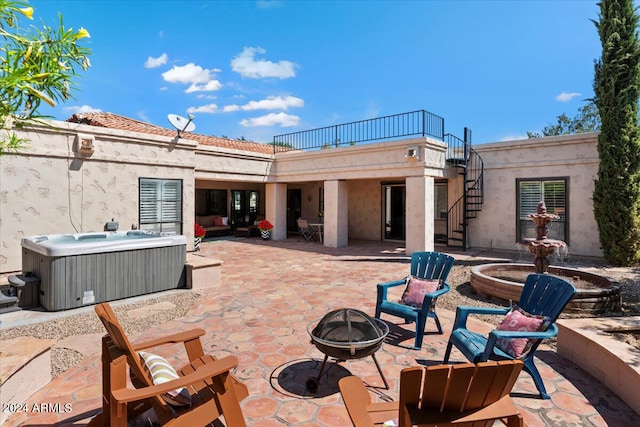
516, 178, 568, 243
139, 178, 183, 234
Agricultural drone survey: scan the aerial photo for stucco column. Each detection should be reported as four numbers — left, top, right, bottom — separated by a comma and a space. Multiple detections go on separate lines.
405, 176, 434, 254
266, 183, 287, 240
324, 180, 348, 247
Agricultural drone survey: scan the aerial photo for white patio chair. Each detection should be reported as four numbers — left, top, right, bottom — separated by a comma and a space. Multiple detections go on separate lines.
297, 219, 318, 241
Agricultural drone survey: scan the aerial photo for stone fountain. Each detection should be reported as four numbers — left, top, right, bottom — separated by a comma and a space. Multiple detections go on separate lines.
523, 201, 567, 274
470, 201, 621, 314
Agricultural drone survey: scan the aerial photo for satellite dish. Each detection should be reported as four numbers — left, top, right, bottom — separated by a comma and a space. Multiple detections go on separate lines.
167, 113, 196, 138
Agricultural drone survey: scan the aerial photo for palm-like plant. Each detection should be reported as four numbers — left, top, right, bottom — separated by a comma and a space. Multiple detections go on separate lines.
1, 0, 91, 154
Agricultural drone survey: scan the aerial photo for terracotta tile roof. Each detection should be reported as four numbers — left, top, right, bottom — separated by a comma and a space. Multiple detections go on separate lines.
66, 112, 274, 155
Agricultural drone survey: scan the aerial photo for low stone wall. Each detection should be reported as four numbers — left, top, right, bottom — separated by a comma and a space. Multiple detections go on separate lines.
557, 317, 640, 417
185, 253, 223, 290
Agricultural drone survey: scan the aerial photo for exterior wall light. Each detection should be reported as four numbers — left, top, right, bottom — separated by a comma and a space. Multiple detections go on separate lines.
406, 145, 419, 160
76, 133, 95, 155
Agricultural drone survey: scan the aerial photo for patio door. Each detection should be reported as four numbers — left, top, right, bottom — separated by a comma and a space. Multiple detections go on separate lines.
287, 189, 302, 232
231, 190, 259, 227
383, 184, 405, 240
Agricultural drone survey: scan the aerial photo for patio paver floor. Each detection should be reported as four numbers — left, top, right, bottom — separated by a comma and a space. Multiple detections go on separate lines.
1, 238, 638, 426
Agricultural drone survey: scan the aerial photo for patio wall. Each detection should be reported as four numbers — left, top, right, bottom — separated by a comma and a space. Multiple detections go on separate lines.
271, 137, 449, 245
0, 121, 274, 274
470, 133, 601, 257
194, 143, 272, 182
0, 123, 194, 273
348, 179, 383, 240
271, 137, 448, 181
0, 119, 605, 273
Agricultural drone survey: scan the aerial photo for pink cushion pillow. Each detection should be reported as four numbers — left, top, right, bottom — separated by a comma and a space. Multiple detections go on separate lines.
495, 306, 551, 358
400, 276, 440, 309
213, 216, 224, 226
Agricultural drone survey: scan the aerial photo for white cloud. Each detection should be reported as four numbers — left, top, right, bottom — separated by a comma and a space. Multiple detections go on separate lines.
64, 104, 102, 114
162, 63, 213, 84
187, 103, 219, 114
145, 53, 168, 69
185, 80, 223, 93
240, 112, 299, 127
242, 95, 304, 111
555, 91, 581, 102
231, 47, 297, 79
224, 104, 241, 112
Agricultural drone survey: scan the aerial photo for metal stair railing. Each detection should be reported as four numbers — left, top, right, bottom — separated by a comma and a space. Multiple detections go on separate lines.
445, 128, 484, 250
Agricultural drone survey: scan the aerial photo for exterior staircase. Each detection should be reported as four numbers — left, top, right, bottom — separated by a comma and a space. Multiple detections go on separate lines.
445, 128, 484, 250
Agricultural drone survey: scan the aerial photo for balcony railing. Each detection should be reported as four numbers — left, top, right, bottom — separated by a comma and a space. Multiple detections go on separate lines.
271, 109, 445, 153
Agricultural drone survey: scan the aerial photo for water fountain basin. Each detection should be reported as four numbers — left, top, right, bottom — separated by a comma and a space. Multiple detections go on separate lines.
522, 238, 567, 257
471, 263, 621, 314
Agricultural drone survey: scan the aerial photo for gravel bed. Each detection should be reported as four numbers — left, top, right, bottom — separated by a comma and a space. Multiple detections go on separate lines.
0, 291, 200, 378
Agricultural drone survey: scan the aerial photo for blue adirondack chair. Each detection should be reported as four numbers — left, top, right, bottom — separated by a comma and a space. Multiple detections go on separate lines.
375, 251, 455, 349
443, 273, 576, 399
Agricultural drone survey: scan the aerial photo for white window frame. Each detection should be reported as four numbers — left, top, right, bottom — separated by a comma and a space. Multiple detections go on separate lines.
516, 177, 568, 244
139, 178, 183, 234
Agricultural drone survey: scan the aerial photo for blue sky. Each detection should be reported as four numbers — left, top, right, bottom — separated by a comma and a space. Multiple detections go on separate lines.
30, 0, 602, 144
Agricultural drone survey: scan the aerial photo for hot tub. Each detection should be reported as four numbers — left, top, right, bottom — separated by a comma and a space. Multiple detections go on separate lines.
21, 231, 187, 311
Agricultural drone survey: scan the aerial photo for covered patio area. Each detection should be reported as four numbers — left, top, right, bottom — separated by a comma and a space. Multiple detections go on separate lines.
1, 238, 637, 426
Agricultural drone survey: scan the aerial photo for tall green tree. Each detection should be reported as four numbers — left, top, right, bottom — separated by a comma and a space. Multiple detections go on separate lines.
527, 101, 601, 138
592, 0, 640, 266
0, 0, 91, 154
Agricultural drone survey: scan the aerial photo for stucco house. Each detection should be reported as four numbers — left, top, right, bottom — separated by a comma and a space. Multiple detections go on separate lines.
0, 110, 601, 274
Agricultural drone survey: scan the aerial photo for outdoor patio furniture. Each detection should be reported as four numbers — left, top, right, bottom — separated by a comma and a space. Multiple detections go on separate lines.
339, 360, 525, 427
306, 308, 390, 392
235, 215, 264, 237
443, 273, 576, 399
88, 302, 248, 427
196, 215, 232, 236
375, 251, 455, 349
297, 219, 318, 241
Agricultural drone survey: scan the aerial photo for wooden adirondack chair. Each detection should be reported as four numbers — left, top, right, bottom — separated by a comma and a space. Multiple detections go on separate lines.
375, 251, 455, 349
443, 273, 576, 399
88, 302, 249, 427
339, 360, 525, 427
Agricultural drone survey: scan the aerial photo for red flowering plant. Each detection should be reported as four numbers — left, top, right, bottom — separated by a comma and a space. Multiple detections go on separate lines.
194, 223, 206, 238
257, 219, 273, 231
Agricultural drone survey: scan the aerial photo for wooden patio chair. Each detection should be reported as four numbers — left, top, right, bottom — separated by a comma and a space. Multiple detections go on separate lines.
375, 251, 455, 349
339, 360, 525, 427
443, 273, 576, 399
87, 302, 249, 427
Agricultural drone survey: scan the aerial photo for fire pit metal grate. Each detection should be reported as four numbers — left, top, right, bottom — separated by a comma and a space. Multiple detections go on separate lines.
307, 308, 389, 392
